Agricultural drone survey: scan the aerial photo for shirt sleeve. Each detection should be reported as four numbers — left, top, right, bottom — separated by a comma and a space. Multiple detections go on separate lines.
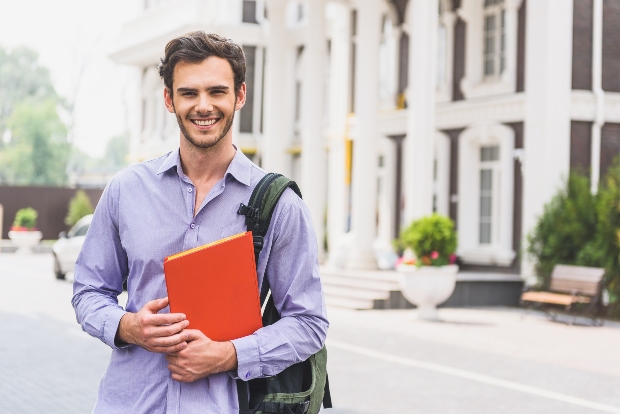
71, 176, 129, 350
230, 188, 329, 380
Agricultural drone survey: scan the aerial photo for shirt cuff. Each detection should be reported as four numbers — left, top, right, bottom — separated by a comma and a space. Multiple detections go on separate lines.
230, 334, 261, 381
102, 307, 128, 350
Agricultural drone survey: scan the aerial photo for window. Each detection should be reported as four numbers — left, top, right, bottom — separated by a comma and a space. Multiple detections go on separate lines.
479, 146, 500, 244
483, 0, 506, 77
74, 224, 89, 238
239, 46, 256, 133
242, 0, 258, 24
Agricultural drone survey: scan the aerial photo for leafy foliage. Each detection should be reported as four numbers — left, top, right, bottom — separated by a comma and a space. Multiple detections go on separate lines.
527, 173, 597, 288
399, 214, 457, 267
528, 162, 620, 313
0, 46, 59, 135
0, 100, 69, 185
65, 190, 94, 227
12, 207, 38, 230
0, 45, 70, 186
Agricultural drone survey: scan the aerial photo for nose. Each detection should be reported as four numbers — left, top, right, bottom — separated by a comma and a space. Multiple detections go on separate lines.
195, 92, 214, 114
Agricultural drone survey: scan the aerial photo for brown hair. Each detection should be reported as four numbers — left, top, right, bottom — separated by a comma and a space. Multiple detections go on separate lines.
158, 31, 246, 94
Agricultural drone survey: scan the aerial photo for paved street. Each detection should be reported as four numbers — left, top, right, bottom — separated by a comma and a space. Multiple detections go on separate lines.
1, 253, 620, 413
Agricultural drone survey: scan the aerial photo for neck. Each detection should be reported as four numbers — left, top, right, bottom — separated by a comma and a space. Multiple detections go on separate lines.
179, 134, 236, 185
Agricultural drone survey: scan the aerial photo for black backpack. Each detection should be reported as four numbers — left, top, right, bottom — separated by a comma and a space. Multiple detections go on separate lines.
236, 173, 332, 414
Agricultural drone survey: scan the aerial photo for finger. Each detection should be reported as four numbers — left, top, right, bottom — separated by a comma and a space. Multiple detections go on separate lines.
143, 297, 170, 313
171, 372, 192, 383
149, 320, 189, 337
183, 329, 206, 342
148, 331, 188, 348
148, 312, 187, 327
151, 341, 187, 354
167, 362, 185, 375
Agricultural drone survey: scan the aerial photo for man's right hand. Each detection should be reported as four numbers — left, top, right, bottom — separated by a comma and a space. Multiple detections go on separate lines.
116, 297, 189, 353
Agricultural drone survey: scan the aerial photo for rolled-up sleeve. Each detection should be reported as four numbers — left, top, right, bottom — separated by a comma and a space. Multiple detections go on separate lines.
72, 176, 129, 350
230, 189, 329, 380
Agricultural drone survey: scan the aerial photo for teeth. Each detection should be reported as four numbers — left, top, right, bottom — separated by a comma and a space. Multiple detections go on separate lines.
194, 119, 217, 126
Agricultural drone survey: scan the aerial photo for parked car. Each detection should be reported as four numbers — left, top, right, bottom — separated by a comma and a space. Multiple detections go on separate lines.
52, 214, 92, 280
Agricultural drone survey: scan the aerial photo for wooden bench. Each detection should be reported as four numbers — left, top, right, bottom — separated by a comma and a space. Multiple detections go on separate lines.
521, 264, 605, 325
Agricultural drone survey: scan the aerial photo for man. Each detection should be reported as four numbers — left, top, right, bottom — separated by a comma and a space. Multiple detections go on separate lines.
72, 31, 328, 413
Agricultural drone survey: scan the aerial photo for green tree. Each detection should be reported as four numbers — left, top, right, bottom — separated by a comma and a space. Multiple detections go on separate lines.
65, 190, 94, 227
0, 46, 59, 137
0, 99, 69, 185
527, 173, 597, 288
101, 134, 128, 169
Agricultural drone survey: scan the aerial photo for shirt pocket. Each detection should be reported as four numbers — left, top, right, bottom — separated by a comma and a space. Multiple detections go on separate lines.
220, 223, 246, 239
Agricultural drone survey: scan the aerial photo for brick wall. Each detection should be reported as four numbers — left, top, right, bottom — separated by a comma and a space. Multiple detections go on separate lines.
602, 0, 620, 92
601, 123, 620, 177
452, 17, 466, 101
516, 0, 527, 92
572, 0, 593, 90
570, 121, 593, 174
0, 186, 103, 240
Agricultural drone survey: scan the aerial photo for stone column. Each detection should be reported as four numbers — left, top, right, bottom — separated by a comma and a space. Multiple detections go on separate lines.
591, 0, 604, 192
346, 0, 383, 270
403, 0, 439, 225
301, 0, 328, 261
326, 3, 350, 265
262, 0, 289, 174
522, 0, 573, 278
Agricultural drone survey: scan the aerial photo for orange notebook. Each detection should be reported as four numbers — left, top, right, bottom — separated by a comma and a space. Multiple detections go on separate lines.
163, 231, 263, 342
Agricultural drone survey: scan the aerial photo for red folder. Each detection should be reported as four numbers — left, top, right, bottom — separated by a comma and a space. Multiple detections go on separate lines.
163, 232, 263, 342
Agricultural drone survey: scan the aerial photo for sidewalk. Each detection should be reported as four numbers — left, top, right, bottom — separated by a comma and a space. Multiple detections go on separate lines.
1, 252, 619, 413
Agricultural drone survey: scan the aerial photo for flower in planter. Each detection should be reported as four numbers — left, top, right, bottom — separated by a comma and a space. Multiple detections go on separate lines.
11, 207, 38, 231
398, 214, 457, 267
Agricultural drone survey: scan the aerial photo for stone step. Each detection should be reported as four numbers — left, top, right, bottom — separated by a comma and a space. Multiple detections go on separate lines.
323, 284, 391, 301
321, 274, 400, 291
320, 267, 401, 283
325, 295, 375, 310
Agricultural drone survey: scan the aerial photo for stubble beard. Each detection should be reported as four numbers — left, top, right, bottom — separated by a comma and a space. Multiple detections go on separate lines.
175, 103, 235, 151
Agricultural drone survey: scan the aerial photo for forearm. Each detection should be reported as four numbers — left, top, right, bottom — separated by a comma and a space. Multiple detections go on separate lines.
72, 288, 126, 349
230, 314, 327, 380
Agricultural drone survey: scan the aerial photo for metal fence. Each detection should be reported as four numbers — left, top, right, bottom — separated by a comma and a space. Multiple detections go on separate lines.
0, 186, 103, 240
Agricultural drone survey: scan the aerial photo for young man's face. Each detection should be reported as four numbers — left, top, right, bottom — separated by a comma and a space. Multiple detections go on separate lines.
164, 57, 246, 150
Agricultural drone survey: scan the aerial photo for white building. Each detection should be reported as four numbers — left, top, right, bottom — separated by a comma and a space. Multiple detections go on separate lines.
111, 0, 620, 280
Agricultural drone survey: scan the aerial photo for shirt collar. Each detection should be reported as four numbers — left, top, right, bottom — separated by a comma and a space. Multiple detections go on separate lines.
156, 146, 252, 187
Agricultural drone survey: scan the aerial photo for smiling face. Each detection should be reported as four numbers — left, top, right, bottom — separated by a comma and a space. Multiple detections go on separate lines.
164, 57, 246, 151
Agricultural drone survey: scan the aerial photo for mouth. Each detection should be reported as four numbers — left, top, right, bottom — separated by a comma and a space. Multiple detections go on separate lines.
190, 117, 220, 130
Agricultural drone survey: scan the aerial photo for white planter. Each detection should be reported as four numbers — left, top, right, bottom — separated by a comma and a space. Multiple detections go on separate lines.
8, 230, 42, 254
398, 264, 459, 320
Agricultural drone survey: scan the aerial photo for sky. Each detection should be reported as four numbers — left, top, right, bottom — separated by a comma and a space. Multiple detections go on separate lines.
0, 0, 143, 158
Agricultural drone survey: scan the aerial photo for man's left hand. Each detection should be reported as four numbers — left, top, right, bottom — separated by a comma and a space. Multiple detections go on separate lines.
165, 329, 238, 383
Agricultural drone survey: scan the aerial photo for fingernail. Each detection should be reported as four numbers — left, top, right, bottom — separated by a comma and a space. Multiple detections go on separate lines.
180, 342, 186, 349
181, 314, 186, 320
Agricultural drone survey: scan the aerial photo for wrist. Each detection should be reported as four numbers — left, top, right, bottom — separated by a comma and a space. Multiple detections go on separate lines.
220, 341, 238, 372
116, 312, 135, 346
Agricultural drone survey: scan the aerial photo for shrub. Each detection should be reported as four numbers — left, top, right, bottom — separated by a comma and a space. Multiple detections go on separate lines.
65, 190, 94, 227
528, 160, 620, 316
399, 214, 457, 267
12, 207, 38, 230
527, 173, 597, 289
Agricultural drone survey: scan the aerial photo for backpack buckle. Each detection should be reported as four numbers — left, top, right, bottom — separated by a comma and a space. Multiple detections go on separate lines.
253, 235, 264, 250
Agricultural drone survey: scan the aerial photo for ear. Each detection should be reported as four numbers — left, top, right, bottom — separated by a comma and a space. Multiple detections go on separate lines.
235, 83, 247, 111
164, 87, 175, 113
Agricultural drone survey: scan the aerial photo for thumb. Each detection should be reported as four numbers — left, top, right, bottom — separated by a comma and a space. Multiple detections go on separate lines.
143, 297, 169, 313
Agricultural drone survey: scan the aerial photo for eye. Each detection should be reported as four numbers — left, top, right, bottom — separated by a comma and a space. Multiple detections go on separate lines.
182, 92, 196, 97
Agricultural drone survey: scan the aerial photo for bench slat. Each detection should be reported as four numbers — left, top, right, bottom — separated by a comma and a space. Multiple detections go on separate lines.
550, 279, 599, 296
521, 291, 591, 306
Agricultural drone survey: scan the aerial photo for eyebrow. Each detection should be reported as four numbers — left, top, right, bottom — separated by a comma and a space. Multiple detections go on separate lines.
176, 85, 230, 93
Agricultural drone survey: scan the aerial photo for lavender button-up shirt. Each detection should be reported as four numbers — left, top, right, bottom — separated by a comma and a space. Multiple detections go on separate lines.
72, 148, 328, 413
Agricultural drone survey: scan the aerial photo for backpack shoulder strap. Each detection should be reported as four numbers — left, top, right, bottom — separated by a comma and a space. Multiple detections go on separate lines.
237, 173, 302, 304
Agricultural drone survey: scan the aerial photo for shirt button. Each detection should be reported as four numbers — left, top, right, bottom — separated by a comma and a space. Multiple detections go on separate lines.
188, 188, 193, 193
190, 223, 196, 229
